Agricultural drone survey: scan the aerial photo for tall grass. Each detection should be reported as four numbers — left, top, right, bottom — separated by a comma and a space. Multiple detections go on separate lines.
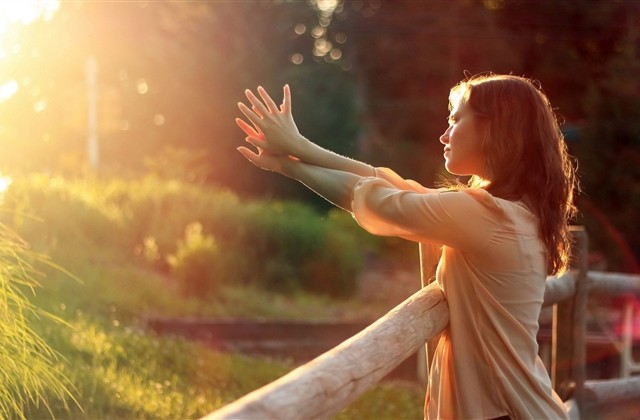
0, 224, 74, 419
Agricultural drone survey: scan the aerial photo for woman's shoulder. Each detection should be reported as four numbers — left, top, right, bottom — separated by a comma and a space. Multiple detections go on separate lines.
439, 187, 501, 209
453, 188, 530, 210
441, 188, 535, 223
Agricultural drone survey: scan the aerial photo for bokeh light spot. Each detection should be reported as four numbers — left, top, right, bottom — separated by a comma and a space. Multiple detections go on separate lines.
294, 23, 306, 35
290, 53, 304, 65
33, 98, 47, 112
311, 26, 325, 39
136, 79, 149, 94
315, 0, 338, 13
313, 39, 332, 57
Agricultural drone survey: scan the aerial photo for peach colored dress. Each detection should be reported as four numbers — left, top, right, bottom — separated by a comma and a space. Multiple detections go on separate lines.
351, 168, 568, 420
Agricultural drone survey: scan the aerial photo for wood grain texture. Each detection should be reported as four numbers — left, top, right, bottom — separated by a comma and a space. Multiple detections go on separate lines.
204, 282, 448, 420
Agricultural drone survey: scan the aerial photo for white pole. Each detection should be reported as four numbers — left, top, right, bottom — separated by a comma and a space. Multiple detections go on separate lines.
86, 56, 98, 170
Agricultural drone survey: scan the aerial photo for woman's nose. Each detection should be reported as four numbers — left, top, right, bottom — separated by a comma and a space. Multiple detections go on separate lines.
440, 127, 450, 144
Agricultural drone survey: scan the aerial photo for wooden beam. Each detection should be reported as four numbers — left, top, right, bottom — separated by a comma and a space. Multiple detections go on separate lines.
571, 227, 589, 410
552, 227, 588, 404
543, 271, 575, 307
582, 377, 640, 417
588, 271, 640, 296
584, 376, 640, 403
419, 242, 442, 383
204, 282, 449, 420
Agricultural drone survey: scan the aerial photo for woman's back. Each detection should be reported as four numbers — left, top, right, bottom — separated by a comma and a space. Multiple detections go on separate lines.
427, 190, 566, 419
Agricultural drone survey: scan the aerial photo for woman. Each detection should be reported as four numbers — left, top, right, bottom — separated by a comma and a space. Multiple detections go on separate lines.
235, 74, 575, 419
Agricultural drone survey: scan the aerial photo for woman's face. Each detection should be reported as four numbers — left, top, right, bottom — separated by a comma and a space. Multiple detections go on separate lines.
440, 100, 487, 178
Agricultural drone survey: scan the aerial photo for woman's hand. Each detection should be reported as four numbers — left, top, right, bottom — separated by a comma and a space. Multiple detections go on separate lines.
237, 146, 294, 176
236, 85, 307, 157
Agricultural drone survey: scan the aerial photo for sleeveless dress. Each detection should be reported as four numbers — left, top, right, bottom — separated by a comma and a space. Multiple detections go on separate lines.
351, 167, 568, 420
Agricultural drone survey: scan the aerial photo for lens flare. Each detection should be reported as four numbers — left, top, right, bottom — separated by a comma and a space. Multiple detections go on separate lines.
0, 0, 59, 34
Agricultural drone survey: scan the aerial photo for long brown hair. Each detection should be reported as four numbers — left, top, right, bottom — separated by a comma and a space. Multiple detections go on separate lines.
449, 74, 577, 275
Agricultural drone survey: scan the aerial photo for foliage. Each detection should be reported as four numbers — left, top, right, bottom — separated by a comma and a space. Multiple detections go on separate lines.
0, 1, 359, 200
0, 173, 421, 419
0, 224, 74, 419
336, 381, 424, 420
24, 310, 423, 419
1, 174, 373, 300
2, 0, 638, 269
26, 312, 291, 419
495, 0, 640, 272
167, 222, 221, 297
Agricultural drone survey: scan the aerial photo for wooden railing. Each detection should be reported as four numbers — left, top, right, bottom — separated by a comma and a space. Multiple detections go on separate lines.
576, 270, 640, 416
205, 227, 640, 419
205, 281, 448, 419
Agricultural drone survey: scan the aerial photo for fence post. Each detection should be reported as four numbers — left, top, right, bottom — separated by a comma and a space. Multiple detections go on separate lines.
552, 226, 588, 407
418, 243, 442, 384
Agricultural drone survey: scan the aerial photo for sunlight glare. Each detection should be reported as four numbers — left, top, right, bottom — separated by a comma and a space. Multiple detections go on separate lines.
0, 0, 59, 33
0, 175, 12, 197
0, 79, 18, 101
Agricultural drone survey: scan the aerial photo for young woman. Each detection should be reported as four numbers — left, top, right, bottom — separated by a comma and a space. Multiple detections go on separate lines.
235, 74, 576, 419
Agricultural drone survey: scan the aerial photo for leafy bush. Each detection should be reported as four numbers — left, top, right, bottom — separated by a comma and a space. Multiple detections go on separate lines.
1, 174, 376, 298
0, 173, 421, 419
167, 222, 220, 297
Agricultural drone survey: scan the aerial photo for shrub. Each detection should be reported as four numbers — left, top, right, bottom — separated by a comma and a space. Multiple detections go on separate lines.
2, 174, 377, 299
167, 222, 220, 297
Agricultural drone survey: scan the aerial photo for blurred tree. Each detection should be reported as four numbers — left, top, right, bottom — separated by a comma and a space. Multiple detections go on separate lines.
0, 0, 360, 203
322, 0, 521, 184
495, 0, 640, 271
323, 0, 640, 271
0, 0, 638, 270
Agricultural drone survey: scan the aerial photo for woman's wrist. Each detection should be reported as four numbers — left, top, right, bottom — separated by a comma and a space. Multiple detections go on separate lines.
290, 135, 313, 161
280, 155, 300, 179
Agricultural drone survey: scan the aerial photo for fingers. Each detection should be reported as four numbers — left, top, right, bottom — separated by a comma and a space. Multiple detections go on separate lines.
238, 102, 263, 129
243, 86, 286, 116
281, 84, 291, 113
257, 86, 279, 114
237, 146, 258, 161
245, 136, 263, 149
237, 146, 265, 168
245, 89, 270, 118
235, 118, 261, 137
252, 106, 264, 119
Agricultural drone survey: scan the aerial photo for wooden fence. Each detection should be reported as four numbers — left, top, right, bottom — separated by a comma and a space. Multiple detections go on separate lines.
204, 227, 640, 419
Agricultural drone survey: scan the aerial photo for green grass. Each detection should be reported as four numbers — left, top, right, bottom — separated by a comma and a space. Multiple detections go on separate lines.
28, 313, 292, 419
0, 224, 75, 419
0, 173, 423, 419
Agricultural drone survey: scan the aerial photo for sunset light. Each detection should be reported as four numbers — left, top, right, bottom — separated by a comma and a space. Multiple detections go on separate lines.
0, 0, 58, 34
0, 174, 11, 193
0, 1, 637, 419
0, 1, 59, 103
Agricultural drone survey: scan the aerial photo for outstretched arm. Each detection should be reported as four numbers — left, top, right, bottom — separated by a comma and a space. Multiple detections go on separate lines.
237, 146, 360, 211
236, 85, 376, 177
